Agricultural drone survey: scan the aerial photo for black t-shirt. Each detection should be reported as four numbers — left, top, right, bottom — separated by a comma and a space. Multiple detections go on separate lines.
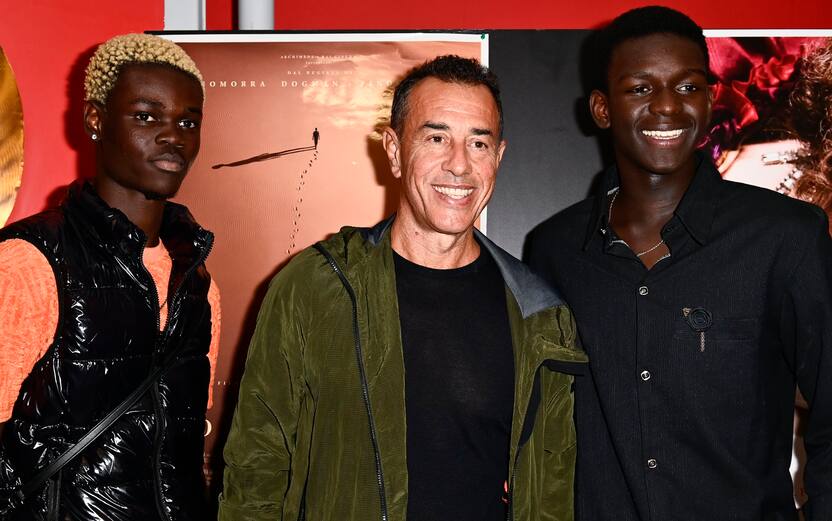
393, 246, 515, 521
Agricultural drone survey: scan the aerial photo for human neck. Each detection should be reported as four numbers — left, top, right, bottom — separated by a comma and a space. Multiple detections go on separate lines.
613, 159, 697, 228
391, 218, 480, 270
92, 178, 166, 247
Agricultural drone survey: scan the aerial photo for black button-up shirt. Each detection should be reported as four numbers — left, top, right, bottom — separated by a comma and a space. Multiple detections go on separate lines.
527, 156, 832, 521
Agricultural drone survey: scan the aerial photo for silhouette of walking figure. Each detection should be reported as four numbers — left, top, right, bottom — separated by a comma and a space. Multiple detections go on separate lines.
313, 127, 320, 149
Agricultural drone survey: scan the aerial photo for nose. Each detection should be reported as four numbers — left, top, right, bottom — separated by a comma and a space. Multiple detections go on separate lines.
649, 87, 682, 116
157, 121, 185, 148
442, 140, 471, 177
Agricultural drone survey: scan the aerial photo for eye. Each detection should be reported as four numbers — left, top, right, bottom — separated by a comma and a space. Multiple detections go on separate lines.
134, 112, 157, 122
428, 134, 446, 144
471, 140, 489, 150
677, 83, 699, 93
178, 119, 200, 130
628, 84, 651, 95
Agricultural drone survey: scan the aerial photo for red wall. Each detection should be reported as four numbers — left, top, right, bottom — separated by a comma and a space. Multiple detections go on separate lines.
209, 0, 832, 29
4, 0, 832, 221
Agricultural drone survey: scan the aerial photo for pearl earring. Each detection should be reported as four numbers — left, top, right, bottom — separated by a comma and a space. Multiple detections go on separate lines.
91, 133, 98, 141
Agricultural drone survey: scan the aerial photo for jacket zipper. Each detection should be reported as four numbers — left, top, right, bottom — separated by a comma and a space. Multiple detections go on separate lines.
506, 446, 521, 521
313, 243, 389, 521
141, 234, 214, 521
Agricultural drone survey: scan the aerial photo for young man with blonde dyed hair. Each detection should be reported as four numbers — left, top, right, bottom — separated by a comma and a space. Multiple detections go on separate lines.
0, 33, 220, 520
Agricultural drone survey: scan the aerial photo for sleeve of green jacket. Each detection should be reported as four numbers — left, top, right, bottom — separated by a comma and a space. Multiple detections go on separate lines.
218, 269, 307, 521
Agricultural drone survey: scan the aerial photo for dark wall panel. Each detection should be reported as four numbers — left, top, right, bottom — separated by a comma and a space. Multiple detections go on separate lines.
488, 30, 604, 258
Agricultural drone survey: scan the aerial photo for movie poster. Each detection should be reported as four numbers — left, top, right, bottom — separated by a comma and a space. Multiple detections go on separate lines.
162, 33, 485, 485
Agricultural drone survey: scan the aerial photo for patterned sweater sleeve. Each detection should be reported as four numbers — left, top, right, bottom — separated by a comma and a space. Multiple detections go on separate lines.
0, 239, 59, 422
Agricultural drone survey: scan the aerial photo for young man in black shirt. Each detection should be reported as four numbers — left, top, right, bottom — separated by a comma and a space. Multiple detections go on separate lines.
527, 6, 832, 520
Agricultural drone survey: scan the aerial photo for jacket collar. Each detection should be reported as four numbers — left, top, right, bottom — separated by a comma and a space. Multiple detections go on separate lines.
63, 180, 212, 264
583, 153, 722, 250
361, 215, 564, 318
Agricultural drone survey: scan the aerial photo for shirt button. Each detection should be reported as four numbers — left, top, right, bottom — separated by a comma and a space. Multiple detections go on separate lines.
647, 458, 658, 469
640, 370, 651, 381
638, 286, 649, 296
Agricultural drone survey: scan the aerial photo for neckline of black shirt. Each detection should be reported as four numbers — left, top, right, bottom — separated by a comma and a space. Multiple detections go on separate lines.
391, 246, 487, 278
584, 153, 720, 251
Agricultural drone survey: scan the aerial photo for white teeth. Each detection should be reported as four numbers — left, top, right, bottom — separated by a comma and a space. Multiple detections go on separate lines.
433, 185, 474, 199
642, 129, 685, 139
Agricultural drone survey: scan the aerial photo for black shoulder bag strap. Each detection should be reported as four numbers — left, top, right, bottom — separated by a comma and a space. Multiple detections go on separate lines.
18, 303, 210, 502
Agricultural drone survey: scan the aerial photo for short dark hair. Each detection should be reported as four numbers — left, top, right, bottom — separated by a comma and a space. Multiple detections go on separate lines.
390, 55, 503, 139
592, 6, 709, 92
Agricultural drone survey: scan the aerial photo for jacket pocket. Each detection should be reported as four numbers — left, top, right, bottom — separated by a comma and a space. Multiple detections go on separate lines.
673, 316, 760, 349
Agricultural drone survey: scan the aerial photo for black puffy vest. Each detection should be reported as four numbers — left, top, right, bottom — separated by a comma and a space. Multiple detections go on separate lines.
0, 181, 214, 520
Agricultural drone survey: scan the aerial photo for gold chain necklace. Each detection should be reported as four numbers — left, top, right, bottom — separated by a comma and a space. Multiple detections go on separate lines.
608, 189, 666, 258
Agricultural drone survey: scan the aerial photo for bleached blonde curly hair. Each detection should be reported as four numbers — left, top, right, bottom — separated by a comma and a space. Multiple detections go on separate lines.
84, 33, 204, 103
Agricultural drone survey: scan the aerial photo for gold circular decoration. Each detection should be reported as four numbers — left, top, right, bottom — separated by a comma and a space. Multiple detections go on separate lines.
0, 47, 24, 227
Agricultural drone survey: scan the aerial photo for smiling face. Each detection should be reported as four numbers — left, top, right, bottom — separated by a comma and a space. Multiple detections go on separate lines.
590, 33, 712, 178
383, 78, 505, 245
85, 63, 204, 201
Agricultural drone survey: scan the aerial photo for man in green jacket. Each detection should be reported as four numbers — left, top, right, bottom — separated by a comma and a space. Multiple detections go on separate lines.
219, 55, 587, 521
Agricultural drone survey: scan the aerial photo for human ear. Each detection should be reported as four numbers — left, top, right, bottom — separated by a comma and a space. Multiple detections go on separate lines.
83, 101, 104, 140
382, 126, 402, 179
496, 139, 507, 165
589, 89, 611, 130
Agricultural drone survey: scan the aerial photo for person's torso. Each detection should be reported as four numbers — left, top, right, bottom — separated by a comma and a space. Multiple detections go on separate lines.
394, 248, 514, 521
529, 179, 812, 521
0, 187, 214, 521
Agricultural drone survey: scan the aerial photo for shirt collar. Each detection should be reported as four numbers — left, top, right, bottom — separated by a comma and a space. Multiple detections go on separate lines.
582, 153, 722, 250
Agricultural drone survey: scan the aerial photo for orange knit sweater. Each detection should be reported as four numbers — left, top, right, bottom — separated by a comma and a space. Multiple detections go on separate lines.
0, 238, 221, 422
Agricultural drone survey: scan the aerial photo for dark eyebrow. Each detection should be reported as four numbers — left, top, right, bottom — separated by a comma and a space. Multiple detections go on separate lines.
129, 98, 202, 116
620, 68, 709, 82
422, 122, 493, 136
422, 121, 449, 131
130, 97, 164, 107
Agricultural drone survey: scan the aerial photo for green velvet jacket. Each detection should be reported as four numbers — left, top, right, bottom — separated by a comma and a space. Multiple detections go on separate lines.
218, 218, 588, 521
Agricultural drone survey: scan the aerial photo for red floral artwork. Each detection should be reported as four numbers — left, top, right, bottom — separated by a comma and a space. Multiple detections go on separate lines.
700, 37, 815, 164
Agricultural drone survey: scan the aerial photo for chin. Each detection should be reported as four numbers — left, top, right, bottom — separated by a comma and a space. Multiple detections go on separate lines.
642, 155, 694, 175
142, 187, 179, 201
430, 217, 478, 236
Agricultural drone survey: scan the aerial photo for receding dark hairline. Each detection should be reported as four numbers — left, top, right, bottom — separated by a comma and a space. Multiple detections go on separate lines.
389, 55, 503, 139
402, 77, 501, 134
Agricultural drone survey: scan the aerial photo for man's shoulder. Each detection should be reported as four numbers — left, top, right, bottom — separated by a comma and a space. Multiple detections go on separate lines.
526, 198, 595, 259
531, 198, 595, 241
0, 208, 66, 246
477, 231, 567, 316
268, 223, 382, 293
720, 179, 827, 233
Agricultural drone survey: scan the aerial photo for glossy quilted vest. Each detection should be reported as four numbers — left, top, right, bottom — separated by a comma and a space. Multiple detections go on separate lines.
0, 182, 213, 520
